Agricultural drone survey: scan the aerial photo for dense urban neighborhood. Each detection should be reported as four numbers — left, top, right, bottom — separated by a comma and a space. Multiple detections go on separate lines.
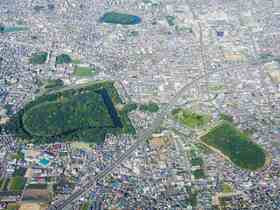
0, 0, 280, 210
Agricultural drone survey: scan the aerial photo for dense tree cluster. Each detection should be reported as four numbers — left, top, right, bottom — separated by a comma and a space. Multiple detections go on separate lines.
201, 121, 266, 170
5, 81, 135, 144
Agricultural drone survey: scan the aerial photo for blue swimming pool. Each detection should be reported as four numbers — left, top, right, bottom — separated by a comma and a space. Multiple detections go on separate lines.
39, 158, 50, 166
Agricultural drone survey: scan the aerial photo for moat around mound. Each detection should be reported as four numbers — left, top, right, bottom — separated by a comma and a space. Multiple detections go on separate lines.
10, 81, 135, 144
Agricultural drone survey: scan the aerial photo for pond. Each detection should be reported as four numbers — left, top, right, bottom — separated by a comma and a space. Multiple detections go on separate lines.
100, 12, 141, 25
1, 26, 28, 33
38, 158, 50, 167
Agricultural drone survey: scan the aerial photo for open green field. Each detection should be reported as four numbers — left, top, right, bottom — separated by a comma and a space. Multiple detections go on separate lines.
8, 176, 26, 192
0, 178, 4, 190
72, 59, 81, 64
208, 84, 224, 92
172, 108, 209, 128
26, 183, 48, 190
44, 79, 64, 90
201, 121, 266, 170
81, 202, 91, 210
74, 66, 96, 77
0, 178, 10, 191
6, 204, 20, 210
8, 81, 135, 144
29, 52, 48, 65
222, 183, 233, 193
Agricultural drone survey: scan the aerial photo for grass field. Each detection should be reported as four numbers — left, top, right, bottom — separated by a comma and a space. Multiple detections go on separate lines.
9, 81, 135, 144
9, 176, 26, 192
222, 183, 233, 193
201, 121, 266, 170
0, 178, 4, 190
26, 183, 48, 190
172, 108, 209, 128
1, 178, 10, 191
208, 84, 224, 92
44, 79, 64, 90
74, 66, 96, 77
72, 59, 81, 64
81, 202, 91, 210
6, 204, 20, 210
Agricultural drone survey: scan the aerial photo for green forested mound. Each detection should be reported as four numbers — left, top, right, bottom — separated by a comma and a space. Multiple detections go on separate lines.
8, 81, 135, 144
23, 91, 113, 136
201, 121, 265, 170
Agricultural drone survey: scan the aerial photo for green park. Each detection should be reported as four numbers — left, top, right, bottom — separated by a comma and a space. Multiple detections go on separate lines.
8, 176, 26, 192
74, 66, 96, 77
172, 108, 209, 128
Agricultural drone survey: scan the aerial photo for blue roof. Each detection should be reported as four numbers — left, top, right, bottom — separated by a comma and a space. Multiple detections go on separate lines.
217, 31, 224, 37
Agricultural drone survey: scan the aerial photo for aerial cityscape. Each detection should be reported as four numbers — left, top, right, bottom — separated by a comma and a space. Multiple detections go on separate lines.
0, 0, 280, 209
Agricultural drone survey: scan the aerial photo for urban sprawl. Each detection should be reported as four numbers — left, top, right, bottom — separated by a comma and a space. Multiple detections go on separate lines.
0, 0, 280, 210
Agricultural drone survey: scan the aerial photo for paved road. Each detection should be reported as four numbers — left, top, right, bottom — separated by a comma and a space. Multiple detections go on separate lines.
0, 135, 14, 179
